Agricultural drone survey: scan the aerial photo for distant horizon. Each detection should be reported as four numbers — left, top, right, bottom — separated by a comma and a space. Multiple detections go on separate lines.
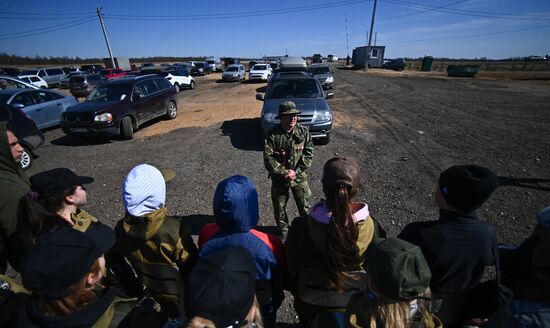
1, 0, 549, 59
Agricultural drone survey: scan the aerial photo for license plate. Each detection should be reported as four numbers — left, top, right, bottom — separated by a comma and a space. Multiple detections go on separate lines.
71, 128, 87, 133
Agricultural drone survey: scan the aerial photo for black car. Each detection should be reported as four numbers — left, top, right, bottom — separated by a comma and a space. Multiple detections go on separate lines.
61, 75, 178, 140
0, 103, 44, 169
80, 64, 104, 74
382, 58, 406, 71
0, 67, 21, 77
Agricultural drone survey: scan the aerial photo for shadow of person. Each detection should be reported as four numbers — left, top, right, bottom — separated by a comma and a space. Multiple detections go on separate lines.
177, 214, 216, 235
220, 118, 264, 151
498, 176, 550, 191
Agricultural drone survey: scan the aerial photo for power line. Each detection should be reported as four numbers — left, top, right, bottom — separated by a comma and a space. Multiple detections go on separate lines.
380, 0, 470, 21
381, 0, 550, 21
0, 10, 95, 16
0, 16, 96, 40
103, 0, 372, 21
384, 23, 550, 43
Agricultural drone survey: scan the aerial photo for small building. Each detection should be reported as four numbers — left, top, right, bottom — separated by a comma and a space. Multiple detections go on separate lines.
352, 46, 385, 68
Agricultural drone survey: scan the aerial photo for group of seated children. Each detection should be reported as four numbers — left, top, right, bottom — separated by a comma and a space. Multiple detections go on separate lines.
0, 155, 548, 328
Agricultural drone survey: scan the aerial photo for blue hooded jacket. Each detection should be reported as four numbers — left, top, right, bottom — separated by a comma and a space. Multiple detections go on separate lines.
200, 175, 281, 282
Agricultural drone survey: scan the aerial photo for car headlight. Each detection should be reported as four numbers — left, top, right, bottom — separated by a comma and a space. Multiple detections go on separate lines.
263, 112, 279, 124
326, 76, 334, 83
94, 113, 113, 122
314, 111, 332, 123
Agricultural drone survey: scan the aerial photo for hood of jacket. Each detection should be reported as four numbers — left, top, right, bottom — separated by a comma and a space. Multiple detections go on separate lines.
122, 207, 168, 241
122, 164, 165, 217
17, 287, 117, 328
308, 201, 374, 255
213, 175, 259, 233
0, 121, 30, 186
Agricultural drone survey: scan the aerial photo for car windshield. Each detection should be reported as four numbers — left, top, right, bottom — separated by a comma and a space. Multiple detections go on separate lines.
206, 60, 215, 64
226, 67, 238, 72
308, 67, 331, 74
86, 84, 129, 102
195, 63, 205, 68
253, 65, 267, 70
267, 79, 322, 99
20, 70, 38, 75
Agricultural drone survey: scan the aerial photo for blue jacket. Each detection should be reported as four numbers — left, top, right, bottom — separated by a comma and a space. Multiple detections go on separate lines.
199, 176, 284, 310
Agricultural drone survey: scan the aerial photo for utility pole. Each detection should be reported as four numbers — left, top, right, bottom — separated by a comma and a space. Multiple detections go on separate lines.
365, 0, 378, 71
345, 14, 350, 58
97, 7, 115, 69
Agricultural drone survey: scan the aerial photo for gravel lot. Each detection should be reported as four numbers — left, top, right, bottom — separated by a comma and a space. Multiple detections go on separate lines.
27, 67, 550, 325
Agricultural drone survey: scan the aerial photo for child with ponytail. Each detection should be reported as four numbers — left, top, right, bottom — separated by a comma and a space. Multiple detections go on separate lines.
285, 156, 377, 327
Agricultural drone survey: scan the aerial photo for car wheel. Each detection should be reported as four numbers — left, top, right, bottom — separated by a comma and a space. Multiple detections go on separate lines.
165, 101, 177, 120
189, 80, 195, 90
120, 116, 134, 140
19, 148, 33, 170
174, 83, 180, 93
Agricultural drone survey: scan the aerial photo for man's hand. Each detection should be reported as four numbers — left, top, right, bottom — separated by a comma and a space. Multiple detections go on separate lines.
285, 169, 297, 181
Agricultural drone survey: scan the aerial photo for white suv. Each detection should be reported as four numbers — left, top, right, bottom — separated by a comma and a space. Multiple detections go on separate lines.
140, 66, 195, 92
249, 64, 272, 82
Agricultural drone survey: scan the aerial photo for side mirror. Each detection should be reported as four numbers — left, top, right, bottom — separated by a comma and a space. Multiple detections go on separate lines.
325, 92, 334, 99
11, 103, 25, 109
256, 93, 265, 101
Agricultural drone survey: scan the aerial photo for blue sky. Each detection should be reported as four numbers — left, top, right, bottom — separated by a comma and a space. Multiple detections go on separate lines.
1, 0, 549, 59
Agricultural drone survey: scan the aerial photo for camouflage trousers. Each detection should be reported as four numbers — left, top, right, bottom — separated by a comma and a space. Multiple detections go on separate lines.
270, 179, 311, 233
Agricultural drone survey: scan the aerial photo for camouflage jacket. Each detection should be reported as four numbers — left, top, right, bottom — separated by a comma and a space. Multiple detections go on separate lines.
264, 124, 314, 185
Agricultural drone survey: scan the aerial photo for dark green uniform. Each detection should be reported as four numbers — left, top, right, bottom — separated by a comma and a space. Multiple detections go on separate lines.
264, 123, 313, 233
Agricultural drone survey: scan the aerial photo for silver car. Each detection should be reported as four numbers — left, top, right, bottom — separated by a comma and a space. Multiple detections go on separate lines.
307, 63, 334, 89
222, 64, 245, 82
0, 89, 78, 129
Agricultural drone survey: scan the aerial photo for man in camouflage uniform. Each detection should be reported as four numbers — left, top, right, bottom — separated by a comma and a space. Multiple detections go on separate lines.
264, 101, 313, 236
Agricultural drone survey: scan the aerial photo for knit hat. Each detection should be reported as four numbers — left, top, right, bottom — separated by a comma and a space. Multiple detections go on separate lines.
123, 164, 172, 217
322, 156, 362, 195
366, 238, 431, 300
276, 101, 302, 118
184, 246, 256, 328
21, 225, 114, 299
31, 168, 93, 198
438, 164, 498, 213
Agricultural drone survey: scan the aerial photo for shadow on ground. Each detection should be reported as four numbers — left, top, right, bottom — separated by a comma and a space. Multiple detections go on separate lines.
220, 118, 264, 151
179, 214, 215, 235
51, 134, 113, 146
256, 85, 267, 93
498, 176, 550, 191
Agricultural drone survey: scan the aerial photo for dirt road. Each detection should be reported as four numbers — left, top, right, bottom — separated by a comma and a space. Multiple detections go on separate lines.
29, 67, 550, 325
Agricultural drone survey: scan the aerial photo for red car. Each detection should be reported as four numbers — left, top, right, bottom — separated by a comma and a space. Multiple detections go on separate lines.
99, 68, 126, 79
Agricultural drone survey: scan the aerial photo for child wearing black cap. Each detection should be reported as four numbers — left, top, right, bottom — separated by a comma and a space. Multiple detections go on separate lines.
181, 246, 263, 328
16, 226, 123, 327
9, 168, 98, 271
398, 164, 499, 327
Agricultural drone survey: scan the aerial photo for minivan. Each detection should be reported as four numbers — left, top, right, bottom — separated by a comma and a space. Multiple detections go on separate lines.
18, 68, 66, 88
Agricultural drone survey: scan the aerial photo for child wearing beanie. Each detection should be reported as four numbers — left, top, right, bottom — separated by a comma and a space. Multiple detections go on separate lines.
398, 164, 499, 327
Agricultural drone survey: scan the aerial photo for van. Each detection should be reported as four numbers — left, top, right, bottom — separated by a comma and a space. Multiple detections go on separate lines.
18, 68, 66, 88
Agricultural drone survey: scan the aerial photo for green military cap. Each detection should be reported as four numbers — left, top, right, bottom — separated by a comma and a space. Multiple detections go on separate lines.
276, 101, 302, 119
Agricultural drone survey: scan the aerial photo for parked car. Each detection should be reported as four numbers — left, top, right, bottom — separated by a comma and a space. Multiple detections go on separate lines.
249, 64, 272, 82
140, 66, 195, 91
307, 63, 334, 89
222, 64, 245, 82
60, 71, 90, 88
17, 75, 49, 89
61, 75, 178, 140
194, 62, 211, 75
312, 54, 323, 63
205, 57, 222, 72
99, 68, 126, 79
0, 89, 78, 130
0, 75, 39, 89
80, 64, 104, 74
141, 63, 155, 69
69, 73, 104, 98
18, 68, 66, 88
0, 67, 21, 77
382, 58, 406, 71
0, 103, 45, 169
256, 71, 333, 144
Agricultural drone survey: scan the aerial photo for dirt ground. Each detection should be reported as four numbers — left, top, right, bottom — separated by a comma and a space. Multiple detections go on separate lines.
27, 66, 550, 326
